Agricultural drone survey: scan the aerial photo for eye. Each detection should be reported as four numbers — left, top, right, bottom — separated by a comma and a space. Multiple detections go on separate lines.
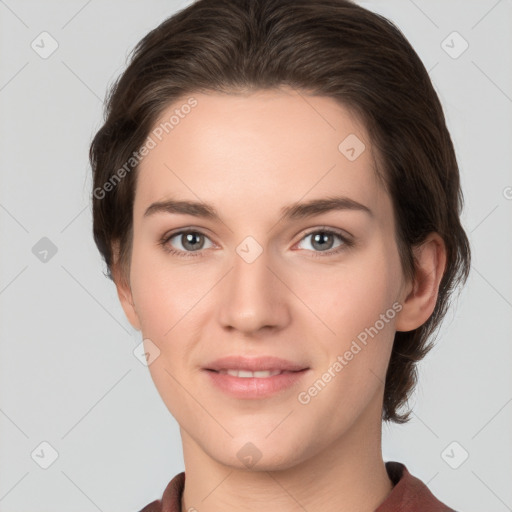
296, 228, 353, 257
161, 230, 214, 258
160, 227, 353, 259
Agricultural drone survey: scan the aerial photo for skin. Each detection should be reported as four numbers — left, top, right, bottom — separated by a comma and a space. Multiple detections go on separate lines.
114, 87, 446, 512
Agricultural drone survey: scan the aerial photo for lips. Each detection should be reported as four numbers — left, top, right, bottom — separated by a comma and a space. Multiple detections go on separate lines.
203, 356, 310, 398
204, 355, 309, 373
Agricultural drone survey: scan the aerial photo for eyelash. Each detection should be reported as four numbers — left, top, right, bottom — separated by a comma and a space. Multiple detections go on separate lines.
159, 227, 354, 259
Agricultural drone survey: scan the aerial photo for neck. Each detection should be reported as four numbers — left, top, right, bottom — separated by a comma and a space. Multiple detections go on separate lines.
180, 397, 393, 512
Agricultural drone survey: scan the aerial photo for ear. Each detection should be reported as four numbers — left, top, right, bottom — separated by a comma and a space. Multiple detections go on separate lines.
395, 233, 447, 332
111, 244, 141, 332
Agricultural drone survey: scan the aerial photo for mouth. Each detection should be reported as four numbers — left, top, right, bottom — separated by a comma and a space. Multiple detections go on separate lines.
202, 356, 310, 398
204, 355, 309, 373
203, 365, 310, 399
205, 368, 304, 378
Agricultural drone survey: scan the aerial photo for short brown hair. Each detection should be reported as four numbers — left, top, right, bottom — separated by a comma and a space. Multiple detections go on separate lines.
89, 0, 471, 423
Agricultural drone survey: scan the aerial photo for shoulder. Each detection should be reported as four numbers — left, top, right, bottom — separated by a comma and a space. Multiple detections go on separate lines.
137, 499, 161, 512
379, 461, 459, 512
135, 472, 185, 512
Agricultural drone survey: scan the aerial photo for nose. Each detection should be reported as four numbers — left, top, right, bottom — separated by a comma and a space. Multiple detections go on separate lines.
217, 245, 290, 336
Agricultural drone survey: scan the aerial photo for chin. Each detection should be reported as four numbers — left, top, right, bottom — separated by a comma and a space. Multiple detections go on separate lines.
210, 435, 309, 472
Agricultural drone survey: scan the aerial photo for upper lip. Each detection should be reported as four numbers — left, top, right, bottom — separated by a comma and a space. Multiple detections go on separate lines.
204, 356, 309, 372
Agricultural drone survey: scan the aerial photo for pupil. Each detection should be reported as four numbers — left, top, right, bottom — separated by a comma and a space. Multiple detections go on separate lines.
184, 232, 202, 250
313, 232, 333, 251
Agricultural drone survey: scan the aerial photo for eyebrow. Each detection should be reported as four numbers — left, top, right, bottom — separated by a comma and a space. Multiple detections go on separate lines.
143, 195, 373, 221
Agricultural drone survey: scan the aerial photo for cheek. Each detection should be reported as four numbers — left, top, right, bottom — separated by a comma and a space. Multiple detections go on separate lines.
295, 246, 401, 388
300, 249, 401, 337
129, 241, 205, 336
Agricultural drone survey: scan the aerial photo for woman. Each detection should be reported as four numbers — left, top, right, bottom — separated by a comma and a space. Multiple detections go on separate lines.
89, 0, 471, 510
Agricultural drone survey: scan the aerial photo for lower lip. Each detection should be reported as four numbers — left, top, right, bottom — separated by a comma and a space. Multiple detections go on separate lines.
204, 369, 309, 399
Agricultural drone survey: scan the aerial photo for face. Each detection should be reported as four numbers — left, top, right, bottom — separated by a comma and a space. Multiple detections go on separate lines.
118, 87, 413, 470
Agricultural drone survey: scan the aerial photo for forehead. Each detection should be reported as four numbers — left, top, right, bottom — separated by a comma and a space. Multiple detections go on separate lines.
134, 88, 388, 222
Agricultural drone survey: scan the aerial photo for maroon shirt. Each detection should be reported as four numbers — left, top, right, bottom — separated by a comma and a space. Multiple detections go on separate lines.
138, 461, 457, 511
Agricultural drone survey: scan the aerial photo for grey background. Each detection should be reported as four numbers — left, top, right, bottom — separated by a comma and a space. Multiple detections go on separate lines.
0, 0, 511, 510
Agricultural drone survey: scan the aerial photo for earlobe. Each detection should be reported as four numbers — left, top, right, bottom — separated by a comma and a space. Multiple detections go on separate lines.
395, 233, 447, 332
115, 276, 142, 332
